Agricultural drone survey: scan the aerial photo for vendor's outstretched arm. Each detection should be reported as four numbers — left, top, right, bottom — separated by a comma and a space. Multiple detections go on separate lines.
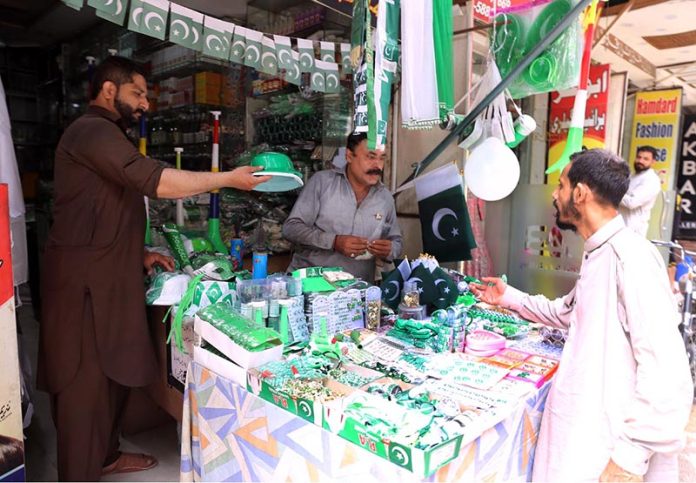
282, 175, 336, 251
471, 277, 573, 329
156, 166, 270, 199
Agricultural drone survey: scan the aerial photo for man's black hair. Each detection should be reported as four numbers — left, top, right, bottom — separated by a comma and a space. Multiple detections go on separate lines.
89, 56, 146, 101
636, 145, 659, 160
346, 132, 368, 153
567, 148, 630, 208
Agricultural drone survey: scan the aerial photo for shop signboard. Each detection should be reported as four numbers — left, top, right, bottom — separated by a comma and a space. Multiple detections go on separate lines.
546, 63, 610, 186
675, 114, 696, 239
472, 0, 539, 22
627, 88, 683, 192
0, 184, 25, 482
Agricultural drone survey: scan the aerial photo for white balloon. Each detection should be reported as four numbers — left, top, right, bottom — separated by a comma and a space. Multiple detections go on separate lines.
464, 137, 520, 201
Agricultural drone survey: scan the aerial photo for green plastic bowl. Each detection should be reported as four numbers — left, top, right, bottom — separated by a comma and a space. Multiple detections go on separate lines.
251, 152, 304, 192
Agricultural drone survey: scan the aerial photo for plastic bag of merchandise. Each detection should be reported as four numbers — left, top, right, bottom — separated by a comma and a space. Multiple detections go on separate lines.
491, 0, 583, 99
146, 271, 192, 305
197, 303, 281, 352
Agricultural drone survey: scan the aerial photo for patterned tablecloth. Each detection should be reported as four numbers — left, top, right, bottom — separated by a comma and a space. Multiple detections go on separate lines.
181, 361, 552, 482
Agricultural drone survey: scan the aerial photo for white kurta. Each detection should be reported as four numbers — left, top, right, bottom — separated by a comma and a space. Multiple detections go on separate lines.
501, 216, 692, 481
619, 169, 661, 237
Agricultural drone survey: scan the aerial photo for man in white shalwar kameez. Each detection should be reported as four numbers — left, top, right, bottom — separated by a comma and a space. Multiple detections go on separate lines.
472, 149, 692, 482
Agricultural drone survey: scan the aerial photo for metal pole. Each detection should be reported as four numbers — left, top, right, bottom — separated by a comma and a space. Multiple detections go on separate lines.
396, 0, 594, 192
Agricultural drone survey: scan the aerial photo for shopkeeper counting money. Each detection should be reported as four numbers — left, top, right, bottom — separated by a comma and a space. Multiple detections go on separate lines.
283, 132, 402, 282
38, 56, 270, 481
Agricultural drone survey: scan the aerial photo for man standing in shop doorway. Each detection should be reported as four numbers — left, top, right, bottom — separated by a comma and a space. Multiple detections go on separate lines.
38, 56, 270, 481
471, 149, 691, 482
619, 145, 662, 237
282, 132, 402, 282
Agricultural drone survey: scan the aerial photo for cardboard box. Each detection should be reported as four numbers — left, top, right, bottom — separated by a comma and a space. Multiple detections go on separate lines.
195, 71, 222, 87
194, 315, 283, 369
193, 345, 246, 387
247, 369, 354, 425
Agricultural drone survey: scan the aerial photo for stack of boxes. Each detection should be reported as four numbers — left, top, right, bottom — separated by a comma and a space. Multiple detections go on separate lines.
195, 71, 222, 105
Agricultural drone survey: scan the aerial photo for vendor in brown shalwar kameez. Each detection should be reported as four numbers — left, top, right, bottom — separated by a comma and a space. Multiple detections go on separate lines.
37, 56, 271, 481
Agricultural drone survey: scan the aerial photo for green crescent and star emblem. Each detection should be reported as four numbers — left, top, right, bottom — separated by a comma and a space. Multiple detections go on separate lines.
94, 0, 127, 25
229, 26, 247, 64
244, 29, 263, 69
202, 16, 233, 60
260, 37, 278, 75
137, 0, 168, 40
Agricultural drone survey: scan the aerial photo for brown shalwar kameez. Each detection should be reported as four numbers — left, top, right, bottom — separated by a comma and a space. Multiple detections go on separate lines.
38, 105, 165, 481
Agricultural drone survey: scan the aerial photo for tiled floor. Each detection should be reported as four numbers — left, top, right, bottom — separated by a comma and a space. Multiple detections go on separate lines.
17, 295, 181, 482
15, 289, 696, 481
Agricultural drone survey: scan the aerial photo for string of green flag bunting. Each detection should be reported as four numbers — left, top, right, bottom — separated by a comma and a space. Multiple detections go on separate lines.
61, 0, 351, 94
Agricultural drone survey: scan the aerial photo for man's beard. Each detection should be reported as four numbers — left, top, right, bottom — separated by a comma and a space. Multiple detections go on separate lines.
634, 162, 649, 173
553, 197, 579, 232
114, 97, 143, 127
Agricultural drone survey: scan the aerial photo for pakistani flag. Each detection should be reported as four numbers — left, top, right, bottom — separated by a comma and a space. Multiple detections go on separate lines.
380, 258, 411, 311
88, 0, 117, 14
96, 0, 128, 25
297, 38, 315, 73
127, 0, 145, 33
203, 16, 234, 60
138, 0, 169, 40
415, 163, 476, 263
340, 43, 352, 74
62, 0, 84, 10
259, 36, 278, 75
431, 266, 459, 309
229, 26, 247, 64
325, 62, 340, 93
244, 29, 263, 70
283, 50, 301, 86
407, 264, 438, 306
372, 0, 400, 151
274, 35, 293, 75
169, 3, 203, 51
320, 41, 335, 62
311, 60, 328, 93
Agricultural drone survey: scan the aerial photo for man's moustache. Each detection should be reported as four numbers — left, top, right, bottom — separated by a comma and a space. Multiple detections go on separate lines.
367, 169, 383, 176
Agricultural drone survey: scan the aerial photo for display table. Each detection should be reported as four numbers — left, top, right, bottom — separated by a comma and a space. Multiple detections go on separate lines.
180, 361, 551, 482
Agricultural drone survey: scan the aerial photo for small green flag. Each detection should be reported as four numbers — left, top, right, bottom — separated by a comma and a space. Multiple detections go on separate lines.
320, 41, 335, 63
62, 0, 84, 11
169, 3, 203, 51
259, 36, 278, 75
95, 0, 128, 25
244, 29, 263, 70
202, 16, 233, 60
284, 49, 301, 86
297, 38, 315, 73
380, 258, 411, 310
324, 62, 340, 93
415, 163, 476, 262
311, 60, 328, 93
127, 0, 145, 33
88, 0, 117, 14
432, 266, 459, 308
340, 43, 352, 74
138, 0, 169, 40
407, 264, 438, 306
229, 26, 247, 64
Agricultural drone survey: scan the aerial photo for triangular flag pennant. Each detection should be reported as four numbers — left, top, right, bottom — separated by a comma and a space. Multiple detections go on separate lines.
244, 29, 263, 70
320, 41, 335, 63
96, 0, 129, 25
127, 0, 145, 33
311, 60, 328, 93
340, 43, 352, 74
380, 258, 411, 311
169, 3, 203, 51
229, 26, 247, 64
139, 0, 169, 40
325, 62, 340, 93
297, 38, 315, 73
407, 264, 438, 306
432, 266, 459, 309
88, 0, 117, 14
62, 0, 84, 10
415, 163, 476, 262
284, 50, 301, 86
259, 36, 278, 75
202, 16, 233, 60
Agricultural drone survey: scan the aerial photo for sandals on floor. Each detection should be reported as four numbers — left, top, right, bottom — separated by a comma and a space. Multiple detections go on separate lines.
101, 452, 158, 476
